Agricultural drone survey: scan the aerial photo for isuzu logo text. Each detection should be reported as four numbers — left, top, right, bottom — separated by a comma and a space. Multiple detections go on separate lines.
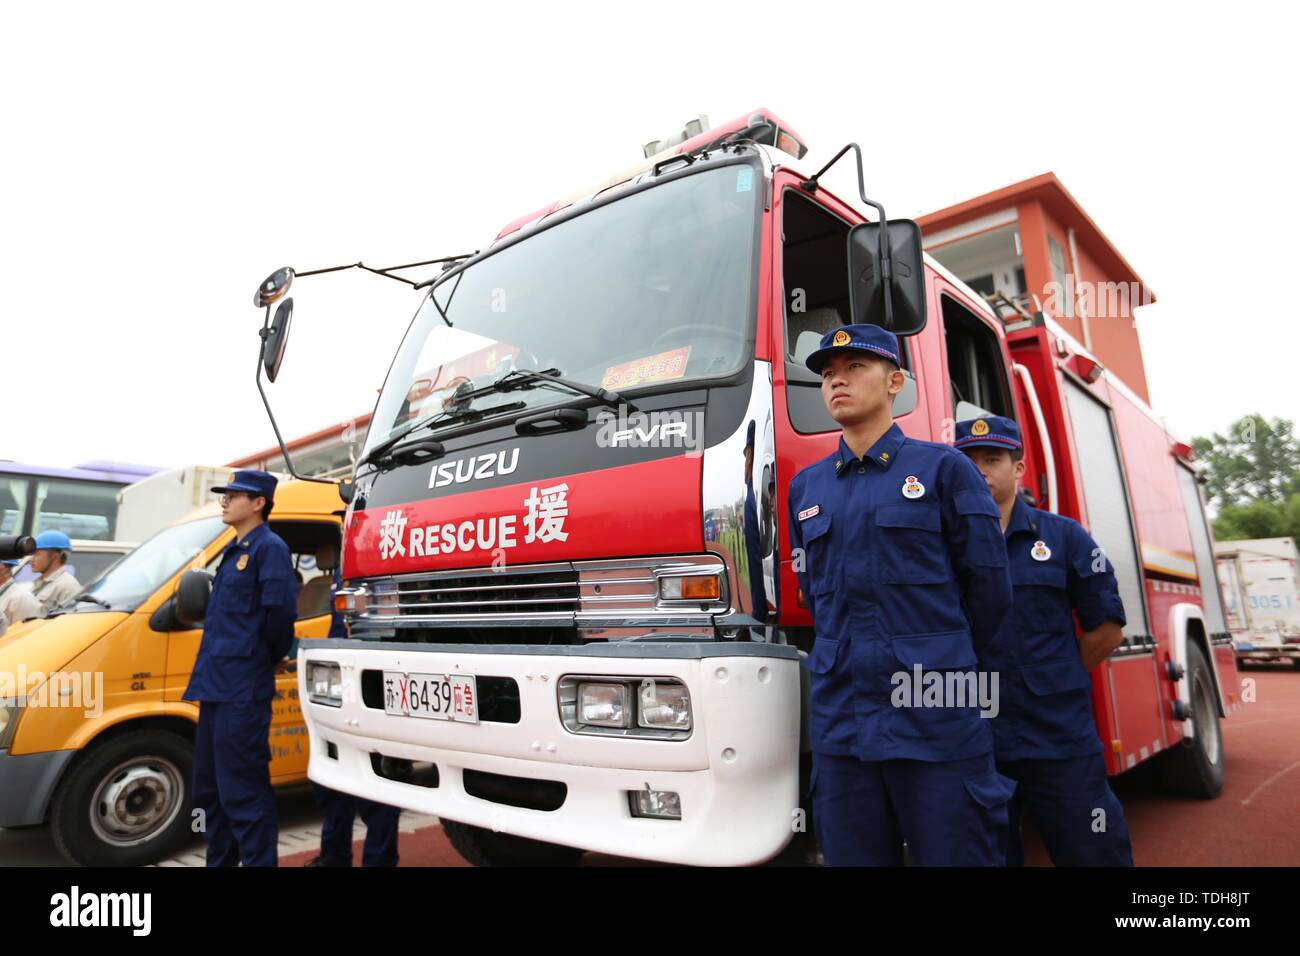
429, 448, 520, 489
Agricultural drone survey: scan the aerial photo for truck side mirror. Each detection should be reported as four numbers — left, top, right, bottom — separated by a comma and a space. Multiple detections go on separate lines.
261, 298, 293, 383
847, 220, 927, 336
175, 570, 212, 627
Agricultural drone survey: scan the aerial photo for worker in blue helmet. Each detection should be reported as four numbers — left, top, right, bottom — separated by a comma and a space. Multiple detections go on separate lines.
788, 324, 1016, 866
955, 415, 1133, 866
28, 530, 80, 614
184, 469, 300, 866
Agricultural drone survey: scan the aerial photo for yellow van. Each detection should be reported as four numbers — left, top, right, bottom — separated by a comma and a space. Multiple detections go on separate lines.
0, 480, 343, 865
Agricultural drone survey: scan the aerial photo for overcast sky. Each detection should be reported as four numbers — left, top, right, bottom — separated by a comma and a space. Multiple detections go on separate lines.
5, 1, 1296, 471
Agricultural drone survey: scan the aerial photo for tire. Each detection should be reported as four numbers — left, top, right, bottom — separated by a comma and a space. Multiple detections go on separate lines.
50, 730, 194, 866
441, 819, 584, 867
1159, 643, 1225, 799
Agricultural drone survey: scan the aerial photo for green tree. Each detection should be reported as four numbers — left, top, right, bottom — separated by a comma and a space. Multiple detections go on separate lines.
1192, 414, 1300, 511
1213, 500, 1288, 541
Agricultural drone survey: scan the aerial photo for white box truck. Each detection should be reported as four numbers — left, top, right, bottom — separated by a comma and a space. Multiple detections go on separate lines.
114, 465, 229, 543
1216, 537, 1300, 667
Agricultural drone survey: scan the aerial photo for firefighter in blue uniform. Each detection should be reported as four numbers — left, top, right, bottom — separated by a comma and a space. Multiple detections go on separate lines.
184, 470, 300, 867
304, 559, 402, 867
789, 324, 1016, 866
954, 415, 1133, 866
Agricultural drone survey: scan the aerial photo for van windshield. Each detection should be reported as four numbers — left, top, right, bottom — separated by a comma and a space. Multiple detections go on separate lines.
361, 161, 762, 456
67, 517, 227, 612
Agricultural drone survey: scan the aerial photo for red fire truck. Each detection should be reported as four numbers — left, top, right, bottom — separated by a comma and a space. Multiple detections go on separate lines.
251, 109, 1239, 865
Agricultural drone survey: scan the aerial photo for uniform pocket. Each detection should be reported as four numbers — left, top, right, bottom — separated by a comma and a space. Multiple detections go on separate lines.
798, 512, 837, 596
890, 629, 978, 671
875, 504, 949, 584
963, 770, 1017, 809
804, 637, 844, 675
1021, 657, 1093, 696
1010, 561, 1069, 632
1010, 562, 1067, 588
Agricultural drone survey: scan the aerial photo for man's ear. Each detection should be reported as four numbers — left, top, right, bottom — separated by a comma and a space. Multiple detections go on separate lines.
253, 495, 268, 517
888, 367, 905, 396
1013, 458, 1027, 480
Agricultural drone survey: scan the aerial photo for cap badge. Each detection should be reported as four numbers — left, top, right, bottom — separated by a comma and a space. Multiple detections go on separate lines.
832, 329, 851, 346
971, 419, 990, 437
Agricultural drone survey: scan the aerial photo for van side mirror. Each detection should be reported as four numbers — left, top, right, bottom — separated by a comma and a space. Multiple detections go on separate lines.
848, 220, 927, 336
176, 570, 212, 626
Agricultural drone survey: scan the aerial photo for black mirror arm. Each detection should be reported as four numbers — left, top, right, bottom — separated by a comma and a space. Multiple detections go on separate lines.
800, 142, 896, 328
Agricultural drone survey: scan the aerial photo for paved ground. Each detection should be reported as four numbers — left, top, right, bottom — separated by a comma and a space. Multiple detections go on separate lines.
6, 666, 1298, 867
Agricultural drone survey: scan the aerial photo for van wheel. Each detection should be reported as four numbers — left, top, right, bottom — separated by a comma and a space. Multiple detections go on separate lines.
441, 819, 584, 867
1159, 643, 1225, 798
51, 731, 193, 866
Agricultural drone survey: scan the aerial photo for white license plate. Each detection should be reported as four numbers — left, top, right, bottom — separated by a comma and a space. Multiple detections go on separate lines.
383, 671, 479, 724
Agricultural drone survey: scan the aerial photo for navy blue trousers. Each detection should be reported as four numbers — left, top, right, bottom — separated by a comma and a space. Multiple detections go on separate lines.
312, 784, 401, 867
811, 752, 1016, 866
193, 700, 278, 867
998, 754, 1133, 866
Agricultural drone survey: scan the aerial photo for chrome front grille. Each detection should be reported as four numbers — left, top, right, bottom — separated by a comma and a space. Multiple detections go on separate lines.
356, 557, 727, 628
394, 567, 580, 616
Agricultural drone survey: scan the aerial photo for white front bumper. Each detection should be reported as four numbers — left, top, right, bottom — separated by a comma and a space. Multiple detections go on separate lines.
299, 640, 801, 866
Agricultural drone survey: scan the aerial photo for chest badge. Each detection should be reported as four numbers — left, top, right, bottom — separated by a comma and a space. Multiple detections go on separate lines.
236, 554, 250, 571
901, 475, 925, 499
798, 505, 821, 521
1031, 540, 1052, 562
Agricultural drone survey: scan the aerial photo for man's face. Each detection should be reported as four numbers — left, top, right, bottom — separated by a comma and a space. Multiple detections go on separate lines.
0, 565, 11, 586
30, 550, 53, 574
220, 491, 264, 526
963, 447, 1024, 504
819, 351, 902, 427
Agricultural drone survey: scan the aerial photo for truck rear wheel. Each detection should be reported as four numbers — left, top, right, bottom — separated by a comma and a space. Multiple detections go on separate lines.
50, 730, 194, 866
1159, 643, 1225, 799
441, 819, 584, 867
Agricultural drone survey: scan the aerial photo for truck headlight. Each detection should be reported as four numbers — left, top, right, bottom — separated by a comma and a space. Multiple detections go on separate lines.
578, 682, 628, 728
638, 680, 692, 730
559, 676, 692, 740
307, 661, 343, 707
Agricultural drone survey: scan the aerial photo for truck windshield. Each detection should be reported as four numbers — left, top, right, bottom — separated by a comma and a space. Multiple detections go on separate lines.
65, 516, 227, 613
362, 161, 761, 456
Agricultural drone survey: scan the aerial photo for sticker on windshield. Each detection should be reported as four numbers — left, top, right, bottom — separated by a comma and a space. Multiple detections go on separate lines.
601, 346, 691, 390
736, 167, 753, 193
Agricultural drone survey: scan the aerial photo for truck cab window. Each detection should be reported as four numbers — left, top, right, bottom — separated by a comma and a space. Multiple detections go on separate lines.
781, 190, 916, 432
940, 294, 1010, 420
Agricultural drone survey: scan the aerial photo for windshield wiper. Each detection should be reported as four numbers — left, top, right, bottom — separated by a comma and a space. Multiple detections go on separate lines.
361, 400, 527, 470
361, 369, 634, 471
491, 368, 637, 413
73, 594, 112, 609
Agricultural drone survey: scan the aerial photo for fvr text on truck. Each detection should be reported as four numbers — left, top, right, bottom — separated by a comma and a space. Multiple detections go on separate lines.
255, 110, 1238, 866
